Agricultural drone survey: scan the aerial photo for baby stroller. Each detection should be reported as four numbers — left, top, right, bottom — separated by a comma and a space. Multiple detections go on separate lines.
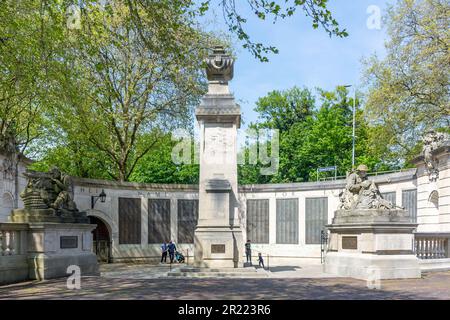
175, 251, 185, 263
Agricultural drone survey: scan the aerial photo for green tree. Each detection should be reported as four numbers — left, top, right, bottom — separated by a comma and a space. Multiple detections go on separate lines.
3, 1, 347, 183
29, 142, 114, 180
251, 86, 315, 132
0, 0, 65, 156
207, 0, 348, 61
238, 87, 315, 183
129, 134, 199, 184
363, 0, 450, 163
45, 1, 214, 181
239, 86, 390, 184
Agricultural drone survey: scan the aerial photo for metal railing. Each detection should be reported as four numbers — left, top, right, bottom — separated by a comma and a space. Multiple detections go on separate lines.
414, 233, 450, 259
318, 168, 411, 182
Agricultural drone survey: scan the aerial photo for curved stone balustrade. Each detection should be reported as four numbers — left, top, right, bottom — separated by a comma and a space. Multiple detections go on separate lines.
0, 223, 28, 256
414, 233, 450, 259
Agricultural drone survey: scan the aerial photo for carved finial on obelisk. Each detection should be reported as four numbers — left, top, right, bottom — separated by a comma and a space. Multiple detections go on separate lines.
205, 46, 234, 94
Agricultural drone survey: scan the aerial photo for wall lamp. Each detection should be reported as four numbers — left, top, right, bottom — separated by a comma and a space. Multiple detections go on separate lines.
91, 189, 107, 209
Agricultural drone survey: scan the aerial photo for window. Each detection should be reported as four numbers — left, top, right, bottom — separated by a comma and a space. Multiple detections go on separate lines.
246, 199, 269, 244
402, 189, 417, 222
118, 198, 141, 244
148, 199, 171, 244
381, 192, 396, 206
276, 198, 299, 244
305, 197, 328, 244
177, 199, 198, 244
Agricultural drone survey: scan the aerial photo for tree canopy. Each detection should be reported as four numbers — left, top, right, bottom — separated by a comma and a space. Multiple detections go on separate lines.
363, 0, 450, 164
238, 86, 393, 184
210, 0, 348, 61
2, 0, 214, 181
4, 0, 446, 185
1, 0, 346, 182
51, 1, 212, 181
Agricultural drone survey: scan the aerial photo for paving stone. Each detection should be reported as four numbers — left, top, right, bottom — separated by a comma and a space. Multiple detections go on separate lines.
0, 264, 449, 300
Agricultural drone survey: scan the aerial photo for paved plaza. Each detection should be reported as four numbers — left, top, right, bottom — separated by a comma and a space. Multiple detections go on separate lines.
0, 264, 449, 300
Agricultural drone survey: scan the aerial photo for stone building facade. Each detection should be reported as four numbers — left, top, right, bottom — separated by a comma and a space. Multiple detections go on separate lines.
0, 151, 30, 222
0, 141, 448, 266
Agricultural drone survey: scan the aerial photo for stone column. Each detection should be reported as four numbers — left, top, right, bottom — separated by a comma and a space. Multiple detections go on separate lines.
194, 46, 243, 268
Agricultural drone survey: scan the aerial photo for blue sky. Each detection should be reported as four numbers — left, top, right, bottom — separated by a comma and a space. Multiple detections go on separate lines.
200, 0, 394, 128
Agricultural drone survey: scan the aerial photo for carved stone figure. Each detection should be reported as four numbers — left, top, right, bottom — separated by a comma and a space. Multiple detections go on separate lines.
13, 167, 87, 223
422, 130, 448, 181
48, 167, 74, 209
338, 164, 396, 210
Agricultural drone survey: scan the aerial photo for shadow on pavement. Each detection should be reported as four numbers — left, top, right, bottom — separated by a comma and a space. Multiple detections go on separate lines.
266, 266, 302, 272
0, 272, 448, 300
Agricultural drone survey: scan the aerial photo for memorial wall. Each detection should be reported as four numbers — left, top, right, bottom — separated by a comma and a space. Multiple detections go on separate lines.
68, 169, 422, 264
1, 140, 448, 266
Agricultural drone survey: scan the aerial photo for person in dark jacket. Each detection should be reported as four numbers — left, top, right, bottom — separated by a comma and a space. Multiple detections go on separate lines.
160, 241, 168, 263
245, 240, 252, 264
168, 240, 177, 263
257, 252, 265, 269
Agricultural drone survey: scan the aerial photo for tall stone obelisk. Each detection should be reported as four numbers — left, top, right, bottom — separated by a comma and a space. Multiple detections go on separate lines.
194, 46, 243, 268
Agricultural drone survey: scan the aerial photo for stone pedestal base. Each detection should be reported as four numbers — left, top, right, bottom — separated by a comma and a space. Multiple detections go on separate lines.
0, 255, 29, 285
10, 208, 89, 224
324, 252, 421, 280
27, 223, 99, 280
324, 211, 421, 280
194, 226, 243, 268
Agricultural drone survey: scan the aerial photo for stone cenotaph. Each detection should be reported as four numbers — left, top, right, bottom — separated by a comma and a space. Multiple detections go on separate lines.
9, 167, 99, 280
324, 164, 421, 280
194, 46, 243, 268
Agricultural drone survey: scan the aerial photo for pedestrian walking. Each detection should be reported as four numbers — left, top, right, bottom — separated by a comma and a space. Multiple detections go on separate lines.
257, 252, 265, 269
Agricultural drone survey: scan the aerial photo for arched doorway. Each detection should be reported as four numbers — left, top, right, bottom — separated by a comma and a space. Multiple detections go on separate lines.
90, 216, 111, 263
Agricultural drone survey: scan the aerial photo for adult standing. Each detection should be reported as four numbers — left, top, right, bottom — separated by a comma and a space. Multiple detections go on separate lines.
168, 240, 177, 263
245, 240, 252, 264
160, 241, 168, 263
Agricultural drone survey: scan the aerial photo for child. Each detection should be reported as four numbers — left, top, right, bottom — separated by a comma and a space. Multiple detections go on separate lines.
257, 252, 265, 269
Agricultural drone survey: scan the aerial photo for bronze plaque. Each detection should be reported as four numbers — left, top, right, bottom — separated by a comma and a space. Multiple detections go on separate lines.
60, 236, 78, 249
211, 244, 226, 254
342, 236, 357, 250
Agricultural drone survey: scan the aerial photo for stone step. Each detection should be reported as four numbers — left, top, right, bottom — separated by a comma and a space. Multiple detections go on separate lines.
178, 267, 258, 273
167, 266, 269, 278
167, 272, 268, 278
420, 258, 450, 272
